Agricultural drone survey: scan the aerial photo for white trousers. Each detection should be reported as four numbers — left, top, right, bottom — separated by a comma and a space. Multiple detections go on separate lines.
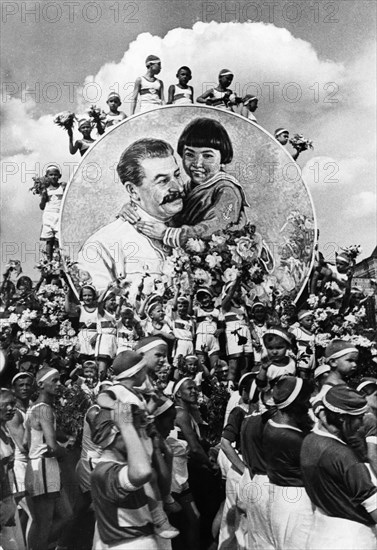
306, 508, 377, 550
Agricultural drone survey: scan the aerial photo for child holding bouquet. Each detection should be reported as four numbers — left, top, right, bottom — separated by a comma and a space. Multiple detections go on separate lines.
197, 69, 235, 110
68, 118, 96, 157
39, 164, 66, 260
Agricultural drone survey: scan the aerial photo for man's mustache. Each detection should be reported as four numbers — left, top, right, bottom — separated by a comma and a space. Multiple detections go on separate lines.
160, 191, 184, 205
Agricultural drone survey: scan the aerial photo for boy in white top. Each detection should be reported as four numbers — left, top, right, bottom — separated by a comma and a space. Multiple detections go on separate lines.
131, 55, 165, 114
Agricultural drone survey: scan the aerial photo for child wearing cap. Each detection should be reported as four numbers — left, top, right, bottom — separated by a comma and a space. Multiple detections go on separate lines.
197, 69, 235, 110
356, 378, 377, 479
97, 350, 179, 540
301, 385, 377, 549
130, 55, 165, 115
104, 91, 126, 130
39, 165, 66, 260
312, 339, 359, 419
167, 66, 194, 105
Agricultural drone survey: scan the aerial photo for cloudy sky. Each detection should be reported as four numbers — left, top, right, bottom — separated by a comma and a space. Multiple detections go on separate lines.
1, 0, 376, 274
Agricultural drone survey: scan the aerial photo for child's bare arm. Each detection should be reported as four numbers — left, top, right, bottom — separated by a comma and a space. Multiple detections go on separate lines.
167, 84, 175, 104
130, 77, 142, 115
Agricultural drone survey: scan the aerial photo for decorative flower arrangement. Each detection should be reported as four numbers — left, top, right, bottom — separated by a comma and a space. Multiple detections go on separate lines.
55, 385, 93, 441
54, 111, 77, 131
29, 176, 49, 195
340, 245, 362, 263
289, 134, 314, 151
171, 223, 270, 297
87, 105, 107, 124
35, 252, 62, 276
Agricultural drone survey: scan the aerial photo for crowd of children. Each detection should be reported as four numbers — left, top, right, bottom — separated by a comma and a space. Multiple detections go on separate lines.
1, 52, 374, 550
0, 240, 376, 549
57, 55, 310, 164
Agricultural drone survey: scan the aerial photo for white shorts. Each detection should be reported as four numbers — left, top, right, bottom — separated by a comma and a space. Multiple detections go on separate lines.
40, 211, 60, 240
95, 333, 117, 359
173, 340, 194, 364
25, 457, 61, 497
195, 333, 220, 356
225, 325, 253, 356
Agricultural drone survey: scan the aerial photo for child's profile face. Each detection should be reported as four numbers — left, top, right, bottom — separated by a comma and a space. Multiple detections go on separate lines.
46, 168, 60, 186
332, 352, 358, 379
300, 316, 314, 330
144, 345, 167, 370
336, 259, 349, 274
183, 146, 221, 186
178, 69, 191, 85
151, 304, 165, 322
265, 336, 288, 363
122, 312, 134, 327
277, 132, 289, 145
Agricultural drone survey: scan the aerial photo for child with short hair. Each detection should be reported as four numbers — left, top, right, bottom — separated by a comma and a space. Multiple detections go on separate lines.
222, 278, 254, 386
68, 118, 97, 156
171, 285, 195, 365
289, 309, 315, 376
130, 54, 164, 114
39, 165, 66, 260
193, 287, 222, 370
256, 327, 296, 389
197, 69, 235, 110
167, 66, 194, 105
116, 306, 144, 354
104, 92, 126, 130
120, 117, 248, 249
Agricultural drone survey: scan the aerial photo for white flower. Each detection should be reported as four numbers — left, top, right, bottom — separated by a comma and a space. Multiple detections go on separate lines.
8, 313, 19, 324
210, 235, 227, 247
186, 238, 206, 253
193, 268, 212, 287
222, 266, 240, 284
205, 253, 222, 269
307, 294, 319, 308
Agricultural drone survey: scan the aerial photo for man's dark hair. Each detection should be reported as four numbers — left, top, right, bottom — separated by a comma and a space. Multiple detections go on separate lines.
117, 138, 174, 187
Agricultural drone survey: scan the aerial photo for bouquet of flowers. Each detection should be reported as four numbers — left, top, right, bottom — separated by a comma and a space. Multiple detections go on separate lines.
170, 223, 271, 297
54, 111, 77, 131
29, 176, 49, 195
87, 104, 107, 124
289, 134, 314, 151
35, 252, 62, 276
340, 245, 362, 263
56, 385, 93, 441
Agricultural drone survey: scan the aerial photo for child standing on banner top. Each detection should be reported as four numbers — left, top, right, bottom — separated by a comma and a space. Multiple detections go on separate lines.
130, 54, 165, 114
39, 164, 66, 260
196, 69, 235, 110
104, 92, 126, 130
167, 66, 194, 105
274, 128, 300, 161
68, 118, 96, 157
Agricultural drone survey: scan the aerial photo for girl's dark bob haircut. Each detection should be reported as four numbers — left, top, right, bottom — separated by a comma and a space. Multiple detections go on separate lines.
177, 118, 233, 164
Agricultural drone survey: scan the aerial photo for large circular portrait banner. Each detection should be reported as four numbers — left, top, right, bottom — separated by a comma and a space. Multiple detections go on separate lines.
60, 105, 316, 304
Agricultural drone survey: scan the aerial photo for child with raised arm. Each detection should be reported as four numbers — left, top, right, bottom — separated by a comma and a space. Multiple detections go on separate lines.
68, 117, 102, 157
104, 91, 127, 131
130, 54, 164, 114
167, 66, 194, 105
196, 69, 235, 110
39, 164, 66, 260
